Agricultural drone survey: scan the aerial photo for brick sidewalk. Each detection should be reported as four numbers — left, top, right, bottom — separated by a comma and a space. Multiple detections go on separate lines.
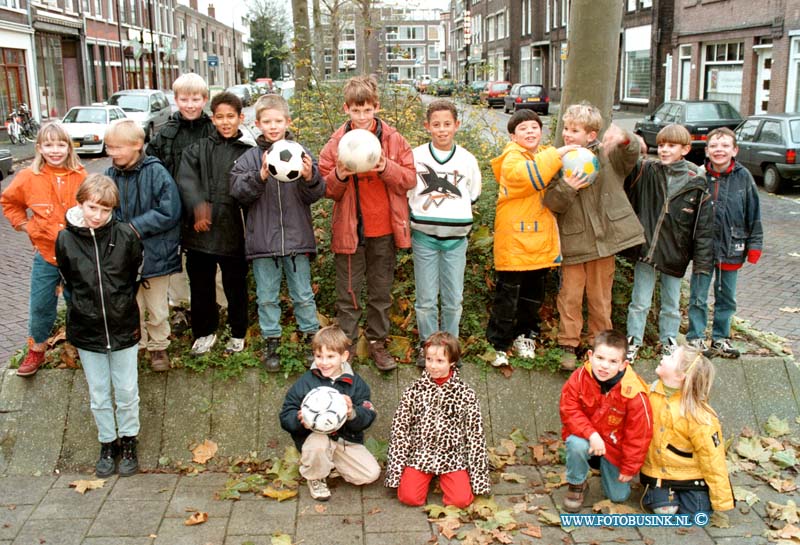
0, 215, 32, 368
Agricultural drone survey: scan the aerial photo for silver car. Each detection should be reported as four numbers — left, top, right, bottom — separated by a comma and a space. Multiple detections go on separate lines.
108, 89, 171, 142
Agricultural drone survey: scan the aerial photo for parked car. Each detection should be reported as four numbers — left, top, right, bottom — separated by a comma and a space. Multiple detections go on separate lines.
503, 83, 549, 115
430, 78, 456, 96
108, 89, 171, 142
734, 113, 800, 193
61, 105, 127, 155
0, 148, 13, 186
164, 91, 179, 114
226, 84, 253, 106
634, 100, 743, 161
481, 81, 511, 108
466, 80, 488, 104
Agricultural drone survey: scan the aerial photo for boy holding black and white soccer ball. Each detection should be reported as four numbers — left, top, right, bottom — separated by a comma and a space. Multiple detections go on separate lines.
230, 94, 325, 372
279, 325, 381, 501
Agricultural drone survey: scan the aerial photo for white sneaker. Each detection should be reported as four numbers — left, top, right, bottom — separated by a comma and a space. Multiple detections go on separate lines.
687, 338, 707, 352
191, 333, 217, 355
661, 337, 679, 356
307, 478, 330, 501
491, 350, 509, 367
626, 337, 640, 363
224, 337, 245, 353
512, 334, 536, 359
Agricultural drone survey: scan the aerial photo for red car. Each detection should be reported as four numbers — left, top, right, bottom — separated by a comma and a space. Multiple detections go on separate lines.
481, 81, 511, 109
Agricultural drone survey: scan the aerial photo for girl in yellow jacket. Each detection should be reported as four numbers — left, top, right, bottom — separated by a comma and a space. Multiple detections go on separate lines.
486, 110, 576, 367
641, 345, 734, 515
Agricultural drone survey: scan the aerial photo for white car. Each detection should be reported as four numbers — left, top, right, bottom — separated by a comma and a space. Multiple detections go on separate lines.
62, 105, 127, 155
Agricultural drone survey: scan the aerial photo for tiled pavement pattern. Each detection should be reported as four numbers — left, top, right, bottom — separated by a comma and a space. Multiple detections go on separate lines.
0, 209, 33, 367
0, 464, 794, 545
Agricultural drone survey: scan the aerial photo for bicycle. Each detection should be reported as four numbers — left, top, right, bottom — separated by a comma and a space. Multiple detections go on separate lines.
5, 108, 27, 145
17, 103, 39, 140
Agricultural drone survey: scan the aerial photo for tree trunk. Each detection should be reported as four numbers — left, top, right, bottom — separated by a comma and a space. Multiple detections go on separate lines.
312, 0, 324, 80
331, 8, 341, 77
555, 0, 623, 145
357, 0, 373, 73
292, 0, 312, 92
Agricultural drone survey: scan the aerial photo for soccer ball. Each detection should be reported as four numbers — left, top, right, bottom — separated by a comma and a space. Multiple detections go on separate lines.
267, 140, 306, 182
337, 129, 382, 173
561, 147, 600, 186
301, 386, 348, 434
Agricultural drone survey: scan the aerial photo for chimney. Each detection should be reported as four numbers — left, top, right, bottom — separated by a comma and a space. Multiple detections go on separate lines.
208, 3, 215, 18
189, 0, 197, 11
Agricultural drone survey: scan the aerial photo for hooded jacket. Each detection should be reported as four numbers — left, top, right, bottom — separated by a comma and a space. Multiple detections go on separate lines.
641, 380, 734, 512
56, 206, 143, 352
543, 132, 645, 265
703, 159, 763, 270
1, 164, 87, 265
318, 118, 416, 254
490, 142, 563, 271
279, 361, 376, 451
229, 134, 326, 259
145, 111, 215, 179
176, 129, 255, 257
624, 159, 714, 277
384, 368, 491, 495
106, 154, 182, 278
560, 361, 653, 477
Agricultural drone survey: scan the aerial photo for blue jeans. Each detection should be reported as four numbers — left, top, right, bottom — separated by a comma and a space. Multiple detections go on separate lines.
565, 435, 631, 502
253, 255, 320, 338
626, 261, 682, 346
687, 269, 738, 341
78, 345, 140, 443
29, 252, 70, 344
412, 236, 467, 341
642, 484, 712, 515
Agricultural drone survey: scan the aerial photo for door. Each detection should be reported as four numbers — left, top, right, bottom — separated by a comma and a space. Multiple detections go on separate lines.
755, 48, 772, 114
680, 59, 691, 100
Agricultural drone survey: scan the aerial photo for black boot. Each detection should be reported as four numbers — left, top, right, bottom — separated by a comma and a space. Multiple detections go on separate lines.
262, 338, 281, 373
118, 436, 139, 477
300, 332, 316, 368
96, 440, 118, 478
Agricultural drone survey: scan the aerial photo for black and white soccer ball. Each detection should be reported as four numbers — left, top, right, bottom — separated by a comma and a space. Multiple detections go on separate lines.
301, 386, 348, 434
267, 140, 306, 182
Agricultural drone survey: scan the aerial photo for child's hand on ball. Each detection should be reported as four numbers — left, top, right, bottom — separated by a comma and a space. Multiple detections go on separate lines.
297, 409, 311, 430
301, 153, 313, 181
373, 154, 386, 174
335, 159, 355, 180
342, 395, 354, 419
564, 172, 589, 191
260, 150, 271, 181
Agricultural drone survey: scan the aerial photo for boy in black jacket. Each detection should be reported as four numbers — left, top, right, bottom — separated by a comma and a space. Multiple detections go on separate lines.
176, 92, 255, 355
279, 326, 381, 501
687, 127, 763, 358
230, 94, 325, 372
624, 124, 713, 362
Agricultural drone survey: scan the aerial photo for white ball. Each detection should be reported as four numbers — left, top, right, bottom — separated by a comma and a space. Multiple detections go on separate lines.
337, 129, 382, 173
267, 140, 306, 182
560, 147, 600, 186
301, 386, 348, 434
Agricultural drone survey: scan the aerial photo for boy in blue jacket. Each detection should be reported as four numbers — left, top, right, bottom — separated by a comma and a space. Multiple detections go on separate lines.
105, 119, 181, 372
279, 325, 381, 501
687, 128, 763, 358
230, 94, 325, 372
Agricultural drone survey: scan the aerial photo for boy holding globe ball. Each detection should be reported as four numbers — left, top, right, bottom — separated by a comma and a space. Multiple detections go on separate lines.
543, 103, 645, 371
279, 325, 381, 501
318, 75, 416, 371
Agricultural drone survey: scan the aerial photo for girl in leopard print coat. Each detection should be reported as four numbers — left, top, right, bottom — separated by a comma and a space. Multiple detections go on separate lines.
385, 332, 491, 507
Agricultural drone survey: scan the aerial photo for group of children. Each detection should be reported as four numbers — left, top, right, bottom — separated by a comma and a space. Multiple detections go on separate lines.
1, 71, 759, 516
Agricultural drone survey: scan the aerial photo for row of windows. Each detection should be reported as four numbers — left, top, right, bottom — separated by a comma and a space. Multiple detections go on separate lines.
385, 25, 439, 42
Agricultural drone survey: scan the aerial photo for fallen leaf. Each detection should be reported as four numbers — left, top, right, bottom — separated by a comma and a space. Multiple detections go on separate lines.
520, 523, 542, 538
733, 486, 760, 506
538, 510, 561, 526
424, 503, 463, 519
367, 507, 382, 515
772, 523, 800, 540
501, 472, 527, 483
69, 479, 106, 494
780, 307, 800, 313
184, 511, 208, 526
765, 415, 791, 437
769, 477, 798, 493
710, 511, 730, 528
270, 534, 293, 545
592, 499, 639, 514
735, 436, 771, 462
314, 504, 327, 513
499, 366, 514, 378
192, 439, 218, 464
509, 429, 528, 446
766, 500, 800, 524
772, 449, 799, 469
436, 517, 461, 539
262, 486, 298, 502
490, 529, 513, 543
530, 444, 546, 463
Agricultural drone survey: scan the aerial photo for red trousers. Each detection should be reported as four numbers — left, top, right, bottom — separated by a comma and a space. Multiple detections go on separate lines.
397, 466, 474, 508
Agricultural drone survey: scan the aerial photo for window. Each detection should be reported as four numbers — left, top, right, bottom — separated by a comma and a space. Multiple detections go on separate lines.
324, 48, 332, 63
705, 42, 744, 62
427, 25, 439, 40
627, 0, 636, 10
0, 0, 21, 8
343, 27, 355, 41
107, 0, 113, 20
487, 15, 494, 41
545, 0, 550, 32
623, 25, 651, 102
552, 0, 558, 28
561, 0, 568, 26
641, 0, 652, 7
736, 119, 759, 142
474, 14, 481, 44
339, 48, 356, 62
497, 11, 505, 39
428, 45, 437, 60
398, 26, 424, 40
386, 26, 398, 40
756, 120, 782, 144
179, 19, 185, 38
129, 0, 136, 25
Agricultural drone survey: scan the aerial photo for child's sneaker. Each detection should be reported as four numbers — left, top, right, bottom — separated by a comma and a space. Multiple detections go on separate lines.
653, 505, 679, 515
660, 337, 678, 356
17, 348, 46, 377
687, 338, 707, 352
415, 345, 426, 368
626, 337, 640, 363
224, 337, 245, 353
191, 333, 217, 355
563, 481, 588, 513
95, 440, 118, 478
491, 350, 509, 367
559, 345, 577, 371
512, 334, 537, 359
709, 338, 740, 359
307, 478, 331, 501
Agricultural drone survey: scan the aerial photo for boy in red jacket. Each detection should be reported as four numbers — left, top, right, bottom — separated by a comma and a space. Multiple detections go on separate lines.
559, 329, 653, 512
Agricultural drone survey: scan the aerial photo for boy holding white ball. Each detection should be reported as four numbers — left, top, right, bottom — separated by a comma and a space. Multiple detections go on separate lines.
318, 75, 416, 371
543, 103, 645, 371
230, 94, 325, 372
279, 325, 381, 501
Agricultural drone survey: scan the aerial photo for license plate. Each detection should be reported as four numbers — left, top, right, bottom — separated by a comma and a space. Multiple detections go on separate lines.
498, 93, 507, 97
72, 141, 81, 148
527, 97, 540, 102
